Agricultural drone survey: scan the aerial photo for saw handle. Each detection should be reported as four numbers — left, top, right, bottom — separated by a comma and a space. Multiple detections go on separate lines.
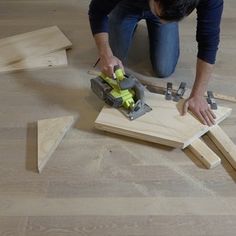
113, 65, 124, 81
119, 76, 145, 101
114, 65, 145, 102
133, 80, 145, 103
119, 77, 136, 90
119, 75, 145, 102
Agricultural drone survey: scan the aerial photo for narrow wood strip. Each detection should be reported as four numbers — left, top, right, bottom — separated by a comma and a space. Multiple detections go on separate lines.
207, 125, 236, 170
188, 139, 221, 169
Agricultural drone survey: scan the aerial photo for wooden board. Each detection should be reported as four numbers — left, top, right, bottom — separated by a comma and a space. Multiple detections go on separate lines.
95, 92, 232, 148
207, 125, 236, 170
37, 116, 74, 173
0, 50, 68, 73
0, 26, 72, 66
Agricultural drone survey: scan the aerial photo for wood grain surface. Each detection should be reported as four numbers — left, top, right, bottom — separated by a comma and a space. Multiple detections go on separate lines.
0, 50, 68, 73
37, 116, 74, 173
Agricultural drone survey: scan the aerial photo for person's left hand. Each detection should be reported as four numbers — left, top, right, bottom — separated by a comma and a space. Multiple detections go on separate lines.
182, 95, 216, 126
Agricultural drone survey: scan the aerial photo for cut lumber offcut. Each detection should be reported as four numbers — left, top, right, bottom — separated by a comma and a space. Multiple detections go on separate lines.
207, 125, 236, 170
37, 116, 74, 173
95, 92, 232, 149
0, 26, 72, 66
188, 138, 221, 169
0, 50, 68, 73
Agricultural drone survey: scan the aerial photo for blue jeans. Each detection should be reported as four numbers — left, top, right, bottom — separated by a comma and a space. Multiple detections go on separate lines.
108, 0, 180, 78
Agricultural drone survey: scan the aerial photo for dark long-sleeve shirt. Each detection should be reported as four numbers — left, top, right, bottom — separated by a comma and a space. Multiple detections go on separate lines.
88, 0, 224, 64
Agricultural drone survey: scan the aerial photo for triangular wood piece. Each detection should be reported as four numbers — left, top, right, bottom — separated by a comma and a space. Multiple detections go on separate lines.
37, 116, 74, 173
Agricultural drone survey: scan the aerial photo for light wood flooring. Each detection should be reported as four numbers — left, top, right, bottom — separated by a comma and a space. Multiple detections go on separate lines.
0, 0, 236, 235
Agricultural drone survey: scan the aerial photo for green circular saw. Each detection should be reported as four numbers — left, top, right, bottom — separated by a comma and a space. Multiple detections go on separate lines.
90, 65, 152, 120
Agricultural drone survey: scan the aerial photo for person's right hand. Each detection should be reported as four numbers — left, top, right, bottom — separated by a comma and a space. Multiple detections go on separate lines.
182, 95, 216, 126
99, 55, 124, 78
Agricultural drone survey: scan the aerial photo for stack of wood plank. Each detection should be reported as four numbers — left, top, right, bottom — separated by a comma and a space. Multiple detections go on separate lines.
0, 26, 72, 73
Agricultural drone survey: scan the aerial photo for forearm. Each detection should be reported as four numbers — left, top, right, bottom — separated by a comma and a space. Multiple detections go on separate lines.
93, 33, 123, 76
94, 33, 113, 58
190, 58, 214, 97
184, 58, 216, 126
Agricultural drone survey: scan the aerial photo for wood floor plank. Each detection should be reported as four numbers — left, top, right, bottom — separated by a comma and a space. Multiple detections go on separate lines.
0, 217, 28, 236
1, 197, 236, 216
24, 216, 236, 236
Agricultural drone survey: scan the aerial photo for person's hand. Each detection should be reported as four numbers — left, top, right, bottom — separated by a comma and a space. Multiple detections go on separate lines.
99, 55, 124, 78
182, 95, 216, 126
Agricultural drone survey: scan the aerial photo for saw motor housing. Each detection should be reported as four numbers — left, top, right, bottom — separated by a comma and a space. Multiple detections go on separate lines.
90, 66, 152, 120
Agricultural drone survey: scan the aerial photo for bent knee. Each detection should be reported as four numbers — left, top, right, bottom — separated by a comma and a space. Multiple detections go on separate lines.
152, 65, 176, 78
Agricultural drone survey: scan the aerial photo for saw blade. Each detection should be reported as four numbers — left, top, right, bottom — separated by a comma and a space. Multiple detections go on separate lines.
119, 103, 152, 121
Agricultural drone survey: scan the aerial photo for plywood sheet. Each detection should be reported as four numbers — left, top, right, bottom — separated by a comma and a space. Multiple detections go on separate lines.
37, 116, 74, 173
0, 26, 72, 66
95, 92, 232, 148
0, 50, 68, 73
